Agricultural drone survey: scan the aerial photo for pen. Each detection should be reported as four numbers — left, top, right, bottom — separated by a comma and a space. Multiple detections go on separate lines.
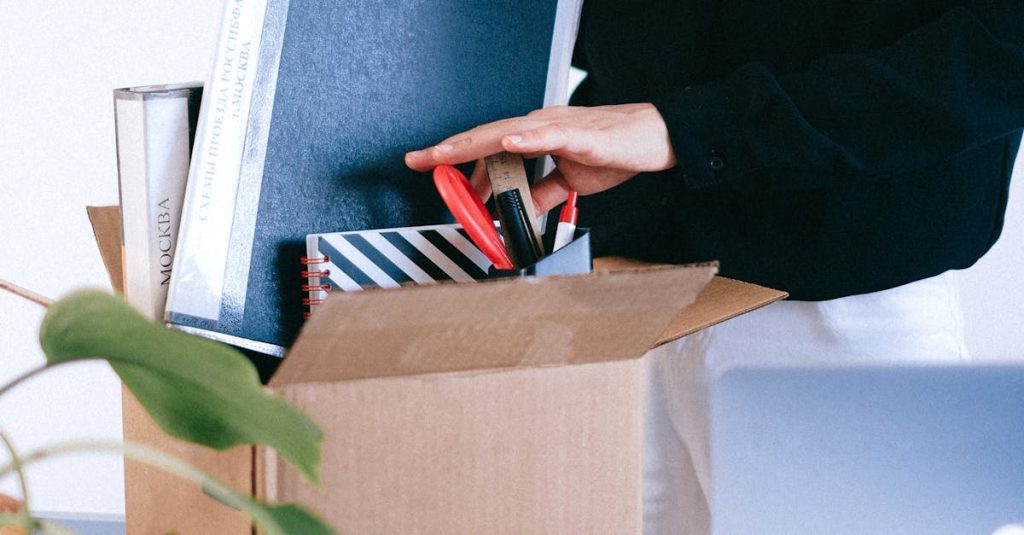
551, 190, 578, 252
485, 153, 545, 269
495, 188, 544, 268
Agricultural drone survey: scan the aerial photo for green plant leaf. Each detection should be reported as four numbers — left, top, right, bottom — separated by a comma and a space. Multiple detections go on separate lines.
199, 478, 334, 535
248, 501, 337, 535
38, 289, 323, 484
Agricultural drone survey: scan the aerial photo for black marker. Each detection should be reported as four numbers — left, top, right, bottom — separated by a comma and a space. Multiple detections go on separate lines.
495, 189, 543, 269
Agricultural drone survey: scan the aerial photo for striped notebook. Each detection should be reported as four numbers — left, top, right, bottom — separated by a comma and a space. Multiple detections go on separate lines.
302, 223, 496, 317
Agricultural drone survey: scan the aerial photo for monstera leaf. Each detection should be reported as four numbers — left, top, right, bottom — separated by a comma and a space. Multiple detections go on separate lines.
38, 289, 323, 484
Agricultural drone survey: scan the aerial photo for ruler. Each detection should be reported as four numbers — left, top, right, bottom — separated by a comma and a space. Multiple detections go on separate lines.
484, 152, 546, 267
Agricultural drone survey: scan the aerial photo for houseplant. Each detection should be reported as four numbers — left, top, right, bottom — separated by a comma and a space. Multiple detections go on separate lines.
0, 280, 335, 535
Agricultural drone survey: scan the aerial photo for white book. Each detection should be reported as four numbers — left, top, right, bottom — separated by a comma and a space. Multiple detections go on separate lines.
114, 83, 202, 320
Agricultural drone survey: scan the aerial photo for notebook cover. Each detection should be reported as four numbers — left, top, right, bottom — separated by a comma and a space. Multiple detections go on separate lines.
302, 223, 494, 317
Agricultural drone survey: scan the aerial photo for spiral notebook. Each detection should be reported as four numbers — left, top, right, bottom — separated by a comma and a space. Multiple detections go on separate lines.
302, 224, 495, 318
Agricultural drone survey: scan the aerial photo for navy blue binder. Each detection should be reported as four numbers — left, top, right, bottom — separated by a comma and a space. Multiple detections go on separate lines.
167, 0, 579, 356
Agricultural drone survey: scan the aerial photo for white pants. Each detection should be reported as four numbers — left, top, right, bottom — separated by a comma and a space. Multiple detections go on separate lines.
642, 271, 971, 535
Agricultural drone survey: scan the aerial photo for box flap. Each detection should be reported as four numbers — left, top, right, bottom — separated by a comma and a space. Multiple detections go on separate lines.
655, 276, 787, 345
272, 263, 718, 386
86, 205, 124, 294
593, 257, 787, 346
88, 207, 785, 386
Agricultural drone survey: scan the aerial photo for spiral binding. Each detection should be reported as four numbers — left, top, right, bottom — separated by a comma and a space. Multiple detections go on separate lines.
301, 255, 331, 319
300, 255, 330, 265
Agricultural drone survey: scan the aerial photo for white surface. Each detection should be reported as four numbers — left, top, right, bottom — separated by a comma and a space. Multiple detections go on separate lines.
710, 366, 1024, 534
645, 270, 972, 534
0, 2, 1021, 518
0, 1, 221, 515
958, 144, 1024, 361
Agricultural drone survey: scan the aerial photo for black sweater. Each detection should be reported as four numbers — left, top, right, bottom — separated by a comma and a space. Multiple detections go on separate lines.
571, 0, 1024, 300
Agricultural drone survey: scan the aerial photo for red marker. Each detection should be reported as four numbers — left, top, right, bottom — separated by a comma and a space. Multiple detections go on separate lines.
552, 190, 579, 252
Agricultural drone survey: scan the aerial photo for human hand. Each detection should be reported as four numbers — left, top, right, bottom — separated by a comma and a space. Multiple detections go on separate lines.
405, 103, 677, 213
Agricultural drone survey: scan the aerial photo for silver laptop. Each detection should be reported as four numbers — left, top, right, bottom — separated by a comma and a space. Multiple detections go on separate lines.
711, 365, 1024, 535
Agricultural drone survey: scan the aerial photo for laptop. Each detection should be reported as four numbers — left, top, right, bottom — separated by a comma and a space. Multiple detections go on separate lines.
711, 365, 1024, 535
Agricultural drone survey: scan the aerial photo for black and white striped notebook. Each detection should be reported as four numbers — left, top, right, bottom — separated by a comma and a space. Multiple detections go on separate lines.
302, 223, 496, 317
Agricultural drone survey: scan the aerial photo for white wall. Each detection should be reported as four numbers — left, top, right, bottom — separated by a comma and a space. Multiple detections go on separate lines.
0, 1, 222, 515
0, 1, 1021, 518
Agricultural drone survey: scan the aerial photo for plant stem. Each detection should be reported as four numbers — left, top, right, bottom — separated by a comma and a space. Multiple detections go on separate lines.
0, 440, 211, 492
0, 515, 80, 535
0, 512, 41, 532
0, 364, 53, 400
36, 518, 83, 535
0, 440, 254, 522
0, 278, 53, 308
0, 428, 31, 526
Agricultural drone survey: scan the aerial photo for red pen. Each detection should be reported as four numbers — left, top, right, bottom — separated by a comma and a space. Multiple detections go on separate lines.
552, 190, 578, 252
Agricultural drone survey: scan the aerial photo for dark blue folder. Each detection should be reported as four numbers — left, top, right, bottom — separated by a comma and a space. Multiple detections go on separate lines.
168, 0, 574, 356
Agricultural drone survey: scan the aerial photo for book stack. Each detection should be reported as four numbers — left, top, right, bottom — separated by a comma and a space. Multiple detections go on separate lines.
115, 0, 583, 357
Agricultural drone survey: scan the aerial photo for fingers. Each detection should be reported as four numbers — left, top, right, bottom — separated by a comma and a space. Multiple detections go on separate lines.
472, 157, 569, 213
405, 140, 463, 170
405, 117, 537, 171
406, 103, 672, 174
468, 159, 491, 201
530, 168, 572, 214
404, 106, 584, 171
502, 123, 609, 166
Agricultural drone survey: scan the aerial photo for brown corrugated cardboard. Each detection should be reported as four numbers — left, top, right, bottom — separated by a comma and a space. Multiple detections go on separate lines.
86, 206, 124, 295
260, 261, 722, 533
88, 205, 786, 533
266, 360, 646, 534
276, 263, 716, 384
120, 392, 254, 534
593, 257, 796, 345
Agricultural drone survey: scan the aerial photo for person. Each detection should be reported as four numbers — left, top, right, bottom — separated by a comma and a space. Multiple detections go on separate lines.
406, 1, 1024, 533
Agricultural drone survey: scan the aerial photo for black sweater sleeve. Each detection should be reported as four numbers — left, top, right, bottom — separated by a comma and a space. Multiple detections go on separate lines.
651, 0, 1024, 190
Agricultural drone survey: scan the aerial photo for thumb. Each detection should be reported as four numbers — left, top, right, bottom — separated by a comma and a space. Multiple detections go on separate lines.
531, 168, 571, 214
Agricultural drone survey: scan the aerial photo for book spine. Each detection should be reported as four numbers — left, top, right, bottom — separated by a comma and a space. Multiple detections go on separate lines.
166, 0, 269, 321
114, 85, 202, 321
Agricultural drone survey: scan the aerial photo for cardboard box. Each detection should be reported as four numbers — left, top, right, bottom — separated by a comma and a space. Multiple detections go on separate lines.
88, 206, 785, 534
89, 206, 259, 535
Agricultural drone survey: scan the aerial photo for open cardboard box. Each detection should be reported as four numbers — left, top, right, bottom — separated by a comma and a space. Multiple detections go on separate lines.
88, 206, 786, 534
